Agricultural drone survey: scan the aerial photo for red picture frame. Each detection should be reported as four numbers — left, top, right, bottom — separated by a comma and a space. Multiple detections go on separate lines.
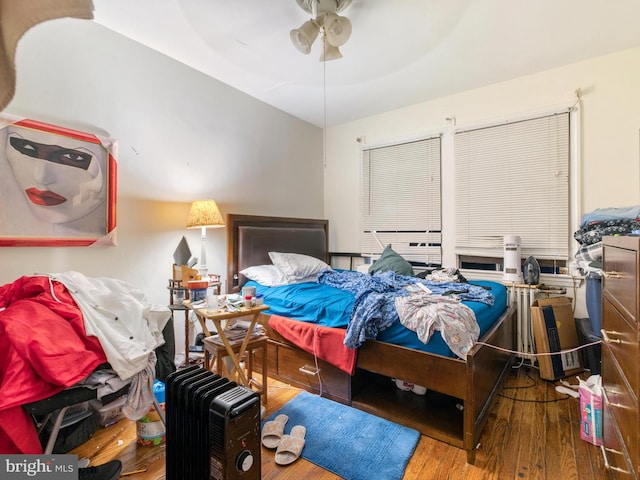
0, 114, 117, 246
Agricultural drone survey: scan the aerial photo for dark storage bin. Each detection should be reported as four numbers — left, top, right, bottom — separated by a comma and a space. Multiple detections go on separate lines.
39, 409, 98, 453
585, 271, 602, 337
574, 318, 601, 375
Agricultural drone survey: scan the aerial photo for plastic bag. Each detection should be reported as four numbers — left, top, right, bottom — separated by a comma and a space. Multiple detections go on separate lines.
578, 374, 602, 446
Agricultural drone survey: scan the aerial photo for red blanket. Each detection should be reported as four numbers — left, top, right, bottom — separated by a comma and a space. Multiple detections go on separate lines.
0, 276, 106, 454
268, 315, 357, 375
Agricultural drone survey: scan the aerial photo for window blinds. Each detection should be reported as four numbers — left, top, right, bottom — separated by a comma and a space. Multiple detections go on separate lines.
454, 112, 570, 261
361, 136, 442, 265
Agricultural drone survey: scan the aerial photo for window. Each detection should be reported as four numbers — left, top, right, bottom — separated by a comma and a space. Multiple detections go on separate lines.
360, 136, 442, 266
454, 111, 571, 271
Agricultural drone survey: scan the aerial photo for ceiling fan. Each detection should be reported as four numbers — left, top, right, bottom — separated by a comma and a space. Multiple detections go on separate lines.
290, 0, 354, 61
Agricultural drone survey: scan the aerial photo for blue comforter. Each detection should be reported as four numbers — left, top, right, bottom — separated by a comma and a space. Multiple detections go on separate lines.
246, 270, 506, 357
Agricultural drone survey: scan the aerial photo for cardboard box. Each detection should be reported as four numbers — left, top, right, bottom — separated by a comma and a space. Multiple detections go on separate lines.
531, 297, 583, 380
172, 264, 182, 281
172, 264, 199, 287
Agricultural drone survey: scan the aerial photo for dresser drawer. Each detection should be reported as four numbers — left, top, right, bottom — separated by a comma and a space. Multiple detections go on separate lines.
602, 401, 636, 479
602, 348, 638, 468
602, 297, 638, 392
603, 243, 638, 325
268, 339, 351, 404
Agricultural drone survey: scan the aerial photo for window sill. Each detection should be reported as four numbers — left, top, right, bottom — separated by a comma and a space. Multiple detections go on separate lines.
460, 269, 584, 289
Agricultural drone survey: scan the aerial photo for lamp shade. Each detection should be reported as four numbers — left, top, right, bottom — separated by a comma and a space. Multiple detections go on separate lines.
323, 13, 351, 47
290, 19, 320, 54
186, 199, 225, 229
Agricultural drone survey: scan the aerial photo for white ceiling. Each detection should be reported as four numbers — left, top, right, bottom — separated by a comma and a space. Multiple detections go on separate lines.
92, 0, 640, 127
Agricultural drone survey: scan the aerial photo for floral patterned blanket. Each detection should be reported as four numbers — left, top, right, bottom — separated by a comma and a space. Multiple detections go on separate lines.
318, 270, 494, 350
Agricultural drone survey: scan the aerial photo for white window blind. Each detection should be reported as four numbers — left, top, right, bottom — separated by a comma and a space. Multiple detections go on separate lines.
454, 111, 570, 261
361, 136, 442, 266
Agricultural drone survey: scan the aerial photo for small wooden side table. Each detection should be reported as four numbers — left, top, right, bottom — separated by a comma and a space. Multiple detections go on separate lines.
203, 335, 268, 405
186, 303, 269, 389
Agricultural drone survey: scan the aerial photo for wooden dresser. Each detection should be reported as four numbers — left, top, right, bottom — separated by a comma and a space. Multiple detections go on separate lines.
602, 236, 639, 479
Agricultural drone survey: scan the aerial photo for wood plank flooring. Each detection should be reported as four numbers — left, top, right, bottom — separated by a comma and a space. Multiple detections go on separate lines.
69, 364, 608, 479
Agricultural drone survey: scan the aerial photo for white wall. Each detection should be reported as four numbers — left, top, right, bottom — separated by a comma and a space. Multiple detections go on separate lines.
325, 46, 640, 317
1, 19, 323, 358
4, 19, 638, 351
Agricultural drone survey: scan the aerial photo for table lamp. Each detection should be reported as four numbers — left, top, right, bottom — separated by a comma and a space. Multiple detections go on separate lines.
186, 199, 225, 277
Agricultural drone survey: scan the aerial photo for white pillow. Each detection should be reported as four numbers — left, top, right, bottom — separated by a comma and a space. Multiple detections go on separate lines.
268, 251, 331, 281
240, 265, 289, 287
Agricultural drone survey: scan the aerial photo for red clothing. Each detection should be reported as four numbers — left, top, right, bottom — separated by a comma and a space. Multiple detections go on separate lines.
0, 275, 106, 453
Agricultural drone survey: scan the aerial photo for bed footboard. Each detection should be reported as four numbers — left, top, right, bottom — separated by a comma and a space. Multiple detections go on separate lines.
229, 214, 517, 463
352, 303, 516, 463
465, 303, 516, 462
258, 304, 515, 463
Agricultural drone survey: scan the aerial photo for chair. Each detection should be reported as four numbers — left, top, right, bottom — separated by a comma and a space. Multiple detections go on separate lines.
23, 315, 176, 454
23, 383, 124, 454
24, 379, 167, 454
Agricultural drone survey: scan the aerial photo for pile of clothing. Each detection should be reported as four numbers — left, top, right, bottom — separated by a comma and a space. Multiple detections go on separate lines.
574, 205, 640, 269
318, 269, 494, 350
0, 272, 172, 454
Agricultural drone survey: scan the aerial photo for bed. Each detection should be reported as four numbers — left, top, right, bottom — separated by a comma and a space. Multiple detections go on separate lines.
226, 214, 516, 463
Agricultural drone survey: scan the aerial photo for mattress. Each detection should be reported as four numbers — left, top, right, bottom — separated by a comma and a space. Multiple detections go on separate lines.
245, 277, 507, 358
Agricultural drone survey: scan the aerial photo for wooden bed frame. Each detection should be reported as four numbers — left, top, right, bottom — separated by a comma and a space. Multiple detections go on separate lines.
226, 214, 516, 463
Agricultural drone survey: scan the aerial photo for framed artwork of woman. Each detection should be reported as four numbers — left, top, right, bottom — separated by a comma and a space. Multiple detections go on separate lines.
0, 114, 117, 246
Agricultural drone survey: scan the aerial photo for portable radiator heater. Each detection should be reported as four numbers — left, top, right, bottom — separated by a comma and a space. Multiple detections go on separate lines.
165, 366, 261, 480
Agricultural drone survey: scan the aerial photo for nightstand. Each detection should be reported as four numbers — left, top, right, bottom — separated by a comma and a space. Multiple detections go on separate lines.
169, 276, 221, 365
168, 279, 191, 365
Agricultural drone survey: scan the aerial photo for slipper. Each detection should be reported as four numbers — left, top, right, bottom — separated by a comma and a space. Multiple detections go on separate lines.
411, 384, 427, 395
275, 425, 306, 466
393, 378, 412, 391
261, 414, 288, 449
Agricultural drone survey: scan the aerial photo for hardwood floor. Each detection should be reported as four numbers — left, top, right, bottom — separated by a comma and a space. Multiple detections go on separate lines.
70, 364, 608, 479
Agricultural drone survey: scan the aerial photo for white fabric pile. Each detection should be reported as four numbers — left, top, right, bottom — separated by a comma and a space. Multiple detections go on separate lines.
46, 271, 170, 420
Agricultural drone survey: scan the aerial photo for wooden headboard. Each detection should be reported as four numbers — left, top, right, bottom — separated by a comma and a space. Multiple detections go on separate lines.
226, 214, 329, 293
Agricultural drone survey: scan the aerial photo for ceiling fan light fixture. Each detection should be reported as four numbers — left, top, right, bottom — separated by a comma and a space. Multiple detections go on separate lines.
319, 42, 342, 62
296, 0, 353, 15
323, 13, 352, 47
291, 0, 353, 60
290, 19, 320, 54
